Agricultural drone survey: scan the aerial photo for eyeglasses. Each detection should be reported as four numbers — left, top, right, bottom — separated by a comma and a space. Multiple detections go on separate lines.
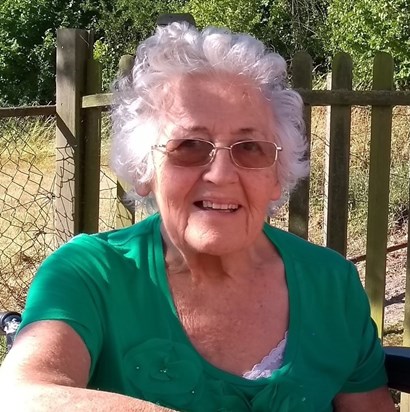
152, 139, 282, 169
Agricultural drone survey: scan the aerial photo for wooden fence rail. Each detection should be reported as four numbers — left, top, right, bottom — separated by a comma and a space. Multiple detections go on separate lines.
81, 90, 410, 110
0, 105, 56, 118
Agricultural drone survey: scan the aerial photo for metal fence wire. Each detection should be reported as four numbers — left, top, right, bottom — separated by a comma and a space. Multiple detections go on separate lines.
0, 113, 121, 303
0, 116, 56, 313
99, 113, 118, 232
0, 113, 119, 361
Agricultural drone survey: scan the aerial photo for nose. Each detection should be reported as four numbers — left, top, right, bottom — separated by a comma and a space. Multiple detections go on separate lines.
202, 146, 239, 184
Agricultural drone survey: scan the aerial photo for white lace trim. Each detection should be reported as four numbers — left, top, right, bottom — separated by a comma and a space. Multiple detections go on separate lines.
242, 332, 288, 380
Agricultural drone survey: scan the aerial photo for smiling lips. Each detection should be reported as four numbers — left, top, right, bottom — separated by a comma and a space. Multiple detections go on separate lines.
196, 200, 240, 212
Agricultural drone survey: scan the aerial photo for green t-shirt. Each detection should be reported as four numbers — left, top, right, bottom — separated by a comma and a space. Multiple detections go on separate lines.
19, 213, 387, 411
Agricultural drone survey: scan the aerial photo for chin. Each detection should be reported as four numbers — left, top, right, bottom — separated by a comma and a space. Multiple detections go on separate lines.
184, 228, 249, 256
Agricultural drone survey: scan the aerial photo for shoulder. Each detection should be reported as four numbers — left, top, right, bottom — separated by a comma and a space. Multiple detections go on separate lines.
84, 213, 159, 247
94, 213, 160, 246
35, 214, 161, 282
264, 223, 352, 271
52, 213, 160, 258
263, 224, 359, 300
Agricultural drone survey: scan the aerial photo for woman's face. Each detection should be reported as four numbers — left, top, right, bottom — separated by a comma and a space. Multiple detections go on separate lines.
147, 73, 281, 256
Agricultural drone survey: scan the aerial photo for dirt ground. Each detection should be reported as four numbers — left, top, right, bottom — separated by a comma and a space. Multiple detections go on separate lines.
355, 225, 409, 345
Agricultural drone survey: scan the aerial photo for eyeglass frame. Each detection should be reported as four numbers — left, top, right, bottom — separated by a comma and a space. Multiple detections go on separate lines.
151, 139, 283, 169
151, 139, 283, 170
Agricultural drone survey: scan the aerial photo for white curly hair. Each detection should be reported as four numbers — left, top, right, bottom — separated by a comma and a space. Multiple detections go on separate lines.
111, 22, 309, 216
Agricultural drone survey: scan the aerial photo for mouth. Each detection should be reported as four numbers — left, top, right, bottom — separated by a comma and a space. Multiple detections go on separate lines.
194, 200, 241, 213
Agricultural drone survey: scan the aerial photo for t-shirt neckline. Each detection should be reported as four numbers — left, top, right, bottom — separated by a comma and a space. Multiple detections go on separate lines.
150, 213, 300, 386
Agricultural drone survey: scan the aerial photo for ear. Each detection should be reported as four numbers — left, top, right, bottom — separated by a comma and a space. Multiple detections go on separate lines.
135, 181, 152, 197
270, 178, 282, 202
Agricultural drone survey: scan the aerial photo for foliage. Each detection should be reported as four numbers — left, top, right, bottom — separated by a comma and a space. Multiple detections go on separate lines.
184, 0, 261, 34
0, 0, 330, 104
326, 0, 410, 88
0, 0, 93, 106
84, 0, 185, 91
3, 0, 410, 104
261, 0, 328, 64
183, 0, 328, 66
88, 0, 329, 90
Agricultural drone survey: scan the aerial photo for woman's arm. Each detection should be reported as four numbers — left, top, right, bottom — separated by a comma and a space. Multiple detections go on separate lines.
333, 387, 396, 412
0, 320, 176, 412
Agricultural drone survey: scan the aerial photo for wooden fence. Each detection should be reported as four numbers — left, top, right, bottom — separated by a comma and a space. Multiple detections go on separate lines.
1, 28, 410, 398
55, 31, 410, 338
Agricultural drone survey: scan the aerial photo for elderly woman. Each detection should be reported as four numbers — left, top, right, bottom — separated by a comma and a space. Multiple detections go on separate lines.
0, 23, 395, 411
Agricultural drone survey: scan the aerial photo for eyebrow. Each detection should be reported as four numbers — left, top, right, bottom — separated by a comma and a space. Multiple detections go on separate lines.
178, 126, 261, 135
237, 128, 260, 135
179, 126, 209, 134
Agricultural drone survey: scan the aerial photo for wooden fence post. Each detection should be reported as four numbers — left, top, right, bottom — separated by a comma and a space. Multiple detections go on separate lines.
289, 51, 312, 240
116, 180, 135, 228
403, 176, 410, 411
323, 53, 353, 256
55, 29, 92, 244
406, 198, 410, 342
114, 55, 136, 229
365, 52, 394, 339
81, 39, 102, 234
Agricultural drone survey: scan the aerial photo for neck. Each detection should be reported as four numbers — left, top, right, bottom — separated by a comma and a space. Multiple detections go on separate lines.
160, 225, 278, 285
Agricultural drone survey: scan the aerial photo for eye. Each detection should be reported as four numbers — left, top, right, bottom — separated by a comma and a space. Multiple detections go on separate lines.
176, 139, 205, 150
165, 139, 214, 167
166, 139, 213, 154
237, 141, 263, 153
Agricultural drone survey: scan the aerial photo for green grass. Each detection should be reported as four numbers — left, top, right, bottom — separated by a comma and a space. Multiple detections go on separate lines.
308, 106, 409, 257
0, 336, 6, 365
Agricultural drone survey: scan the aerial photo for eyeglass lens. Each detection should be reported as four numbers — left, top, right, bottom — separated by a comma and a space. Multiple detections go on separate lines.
164, 139, 278, 169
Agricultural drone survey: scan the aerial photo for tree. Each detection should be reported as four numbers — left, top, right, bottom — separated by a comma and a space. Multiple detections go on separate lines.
183, 0, 261, 34
86, 0, 186, 91
326, 0, 410, 88
183, 0, 328, 68
0, 0, 331, 105
0, 0, 93, 106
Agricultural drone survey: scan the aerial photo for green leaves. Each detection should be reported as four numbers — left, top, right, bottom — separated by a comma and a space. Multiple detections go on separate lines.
0, 0, 331, 105
83, 0, 182, 91
3, 0, 409, 105
183, 0, 262, 33
326, 0, 410, 88
0, 0, 93, 105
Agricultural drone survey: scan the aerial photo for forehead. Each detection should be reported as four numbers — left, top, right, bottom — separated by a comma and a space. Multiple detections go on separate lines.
160, 73, 275, 135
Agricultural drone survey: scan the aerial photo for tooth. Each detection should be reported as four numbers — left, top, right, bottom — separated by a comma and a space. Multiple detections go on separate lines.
200, 201, 239, 210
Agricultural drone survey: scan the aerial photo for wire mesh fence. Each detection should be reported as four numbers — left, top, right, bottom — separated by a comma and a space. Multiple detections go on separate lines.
0, 115, 55, 361
99, 114, 117, 231
1, 334, 8, 362
0, 114, 120, 316
0, 116, 56, 313
0, 113, 118, 361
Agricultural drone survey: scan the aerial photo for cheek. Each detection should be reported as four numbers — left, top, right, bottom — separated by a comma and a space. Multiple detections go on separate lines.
264, 168, 281, 200
248, 170, 280, 203
152, 166, 197, 212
